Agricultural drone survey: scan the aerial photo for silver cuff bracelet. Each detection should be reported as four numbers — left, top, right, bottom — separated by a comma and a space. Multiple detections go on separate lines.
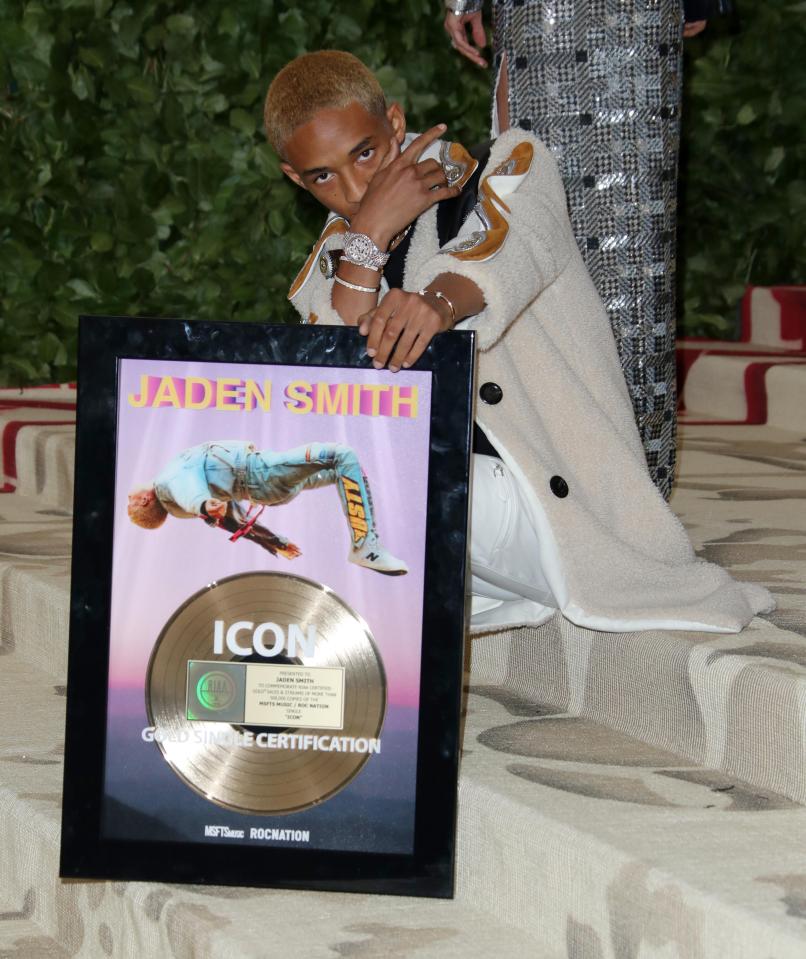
444, 0, 483, 15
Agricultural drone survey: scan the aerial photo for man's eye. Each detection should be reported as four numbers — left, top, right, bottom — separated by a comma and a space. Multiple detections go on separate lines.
357, 148, 375, 162
313, 172, 333, 185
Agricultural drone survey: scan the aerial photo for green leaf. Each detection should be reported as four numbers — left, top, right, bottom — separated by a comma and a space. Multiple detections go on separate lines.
229, 108, 256, 136
203, 93, 229, 115
90, 232, 114, 252
69, 63, 95, 101
126, 75, 157, 103
764, 146, 785, 173
78, 46, 106, 69
736, 104, 757, 125
66, 278, 99, 299
165, 14, 196, 34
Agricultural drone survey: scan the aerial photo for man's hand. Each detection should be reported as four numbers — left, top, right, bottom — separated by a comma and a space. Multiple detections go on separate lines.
276, 541, 302, 560
205, 498, 227, 521
683, 19, 707, 36
444, 12, 487, 67
350, 125, 461, 250
359, 288, 454, 372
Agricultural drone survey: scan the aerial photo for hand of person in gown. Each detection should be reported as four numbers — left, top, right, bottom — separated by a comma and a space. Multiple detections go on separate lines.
443, 11, 488, 67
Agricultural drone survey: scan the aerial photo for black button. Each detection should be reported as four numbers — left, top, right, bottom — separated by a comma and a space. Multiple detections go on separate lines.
550, 475, 569, 498
479, 382, 503, 405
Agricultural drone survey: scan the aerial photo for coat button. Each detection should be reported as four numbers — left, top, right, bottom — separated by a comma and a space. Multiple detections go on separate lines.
550, 475, 569, 498
479, 382, 503, 405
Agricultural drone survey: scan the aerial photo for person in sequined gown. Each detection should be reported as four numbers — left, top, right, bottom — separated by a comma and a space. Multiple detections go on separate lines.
444, 0, 714, 499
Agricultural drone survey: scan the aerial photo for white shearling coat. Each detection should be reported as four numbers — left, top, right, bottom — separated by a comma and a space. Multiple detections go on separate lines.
288, 129, 774, 633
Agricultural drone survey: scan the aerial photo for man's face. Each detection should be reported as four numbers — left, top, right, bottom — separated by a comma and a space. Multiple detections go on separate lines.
281, 101, 406, 219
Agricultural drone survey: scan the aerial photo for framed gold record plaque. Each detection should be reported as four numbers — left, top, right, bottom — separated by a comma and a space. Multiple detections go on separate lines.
60, 316, 474, 898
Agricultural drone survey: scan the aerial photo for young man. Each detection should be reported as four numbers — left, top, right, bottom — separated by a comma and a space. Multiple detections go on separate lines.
127, 439, 408, 575
264, 51, 773, 633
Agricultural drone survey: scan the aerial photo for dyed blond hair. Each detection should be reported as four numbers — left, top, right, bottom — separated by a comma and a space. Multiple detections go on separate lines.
264, 50, 387, 155
127, 486, 168, 530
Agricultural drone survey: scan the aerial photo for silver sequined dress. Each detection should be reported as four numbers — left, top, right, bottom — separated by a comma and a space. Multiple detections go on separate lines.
493, 0, 683, 498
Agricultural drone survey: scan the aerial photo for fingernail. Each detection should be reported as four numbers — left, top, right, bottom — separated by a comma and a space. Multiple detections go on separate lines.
366, 347, 376, 357
402, 362, 411, 369
388, 365, 399, 373
372, 360, 383, 370
438, 123, 447, 130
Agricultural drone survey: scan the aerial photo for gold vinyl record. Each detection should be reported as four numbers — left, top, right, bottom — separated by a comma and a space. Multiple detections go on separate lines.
146, 571, 386, 815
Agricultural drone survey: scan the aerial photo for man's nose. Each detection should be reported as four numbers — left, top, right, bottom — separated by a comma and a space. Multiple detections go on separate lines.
342, 170, 365, 206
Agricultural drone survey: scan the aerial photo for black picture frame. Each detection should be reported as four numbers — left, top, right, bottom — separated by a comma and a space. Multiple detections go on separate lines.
60, 315, 474, 899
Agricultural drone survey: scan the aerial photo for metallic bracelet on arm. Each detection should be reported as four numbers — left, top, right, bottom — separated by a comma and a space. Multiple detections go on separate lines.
444, 0, 483, 15
418, 288, 457, 326
334, 275, 381, 295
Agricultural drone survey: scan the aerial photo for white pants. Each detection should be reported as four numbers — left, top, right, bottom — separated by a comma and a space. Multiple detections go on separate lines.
470, 454, 557, 628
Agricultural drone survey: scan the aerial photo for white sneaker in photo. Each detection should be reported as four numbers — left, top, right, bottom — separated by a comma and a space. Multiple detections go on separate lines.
348, 534, 409, 576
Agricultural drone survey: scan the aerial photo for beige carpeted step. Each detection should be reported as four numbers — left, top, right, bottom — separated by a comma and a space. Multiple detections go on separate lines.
11, 425, 76, 511
470, 422, 806, 805
0, 901, 70, 959
458, 685, 806, 958
0, 386, 76, 507
3, 649, 806, 958
0, 654, 550, 959
766, 365, 806, 432
682, 353, 806, 423
0, 492, 71, 679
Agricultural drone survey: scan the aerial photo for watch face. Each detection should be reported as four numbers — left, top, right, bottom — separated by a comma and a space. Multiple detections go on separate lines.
318, 254, 330, 277
347, 235, 374, 260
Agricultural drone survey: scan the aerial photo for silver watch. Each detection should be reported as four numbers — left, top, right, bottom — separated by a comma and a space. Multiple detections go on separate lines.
445, 0, 483, 15
342, 232, 389, 271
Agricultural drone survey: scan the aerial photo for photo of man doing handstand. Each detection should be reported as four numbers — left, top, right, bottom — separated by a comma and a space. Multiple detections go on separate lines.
127, 439, 408, 575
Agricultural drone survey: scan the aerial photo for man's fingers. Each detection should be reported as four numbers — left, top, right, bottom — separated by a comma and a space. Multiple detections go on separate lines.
401, 124, 448, 164
415, 158, 443, 177
452, 34, 487, 66
683, 19, 707, 36
399, 330, 431, 370
444, 11, 488, 66
379, 135, 400, 170
424, 171, 450, 192
360, 296, 398, 357
426, 184, 462, 204
416, 158, 449, 191
443, 12, 466, 44
386, 322, 422, 372
469, 14, 487, 49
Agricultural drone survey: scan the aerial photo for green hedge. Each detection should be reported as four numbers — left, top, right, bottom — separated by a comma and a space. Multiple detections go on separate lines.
679, 1, 806, 337
1, 0, 803, 385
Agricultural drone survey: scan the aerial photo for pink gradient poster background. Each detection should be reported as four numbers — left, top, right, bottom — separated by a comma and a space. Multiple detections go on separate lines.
102, 357, 432, 853
109, 358, 431, 704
